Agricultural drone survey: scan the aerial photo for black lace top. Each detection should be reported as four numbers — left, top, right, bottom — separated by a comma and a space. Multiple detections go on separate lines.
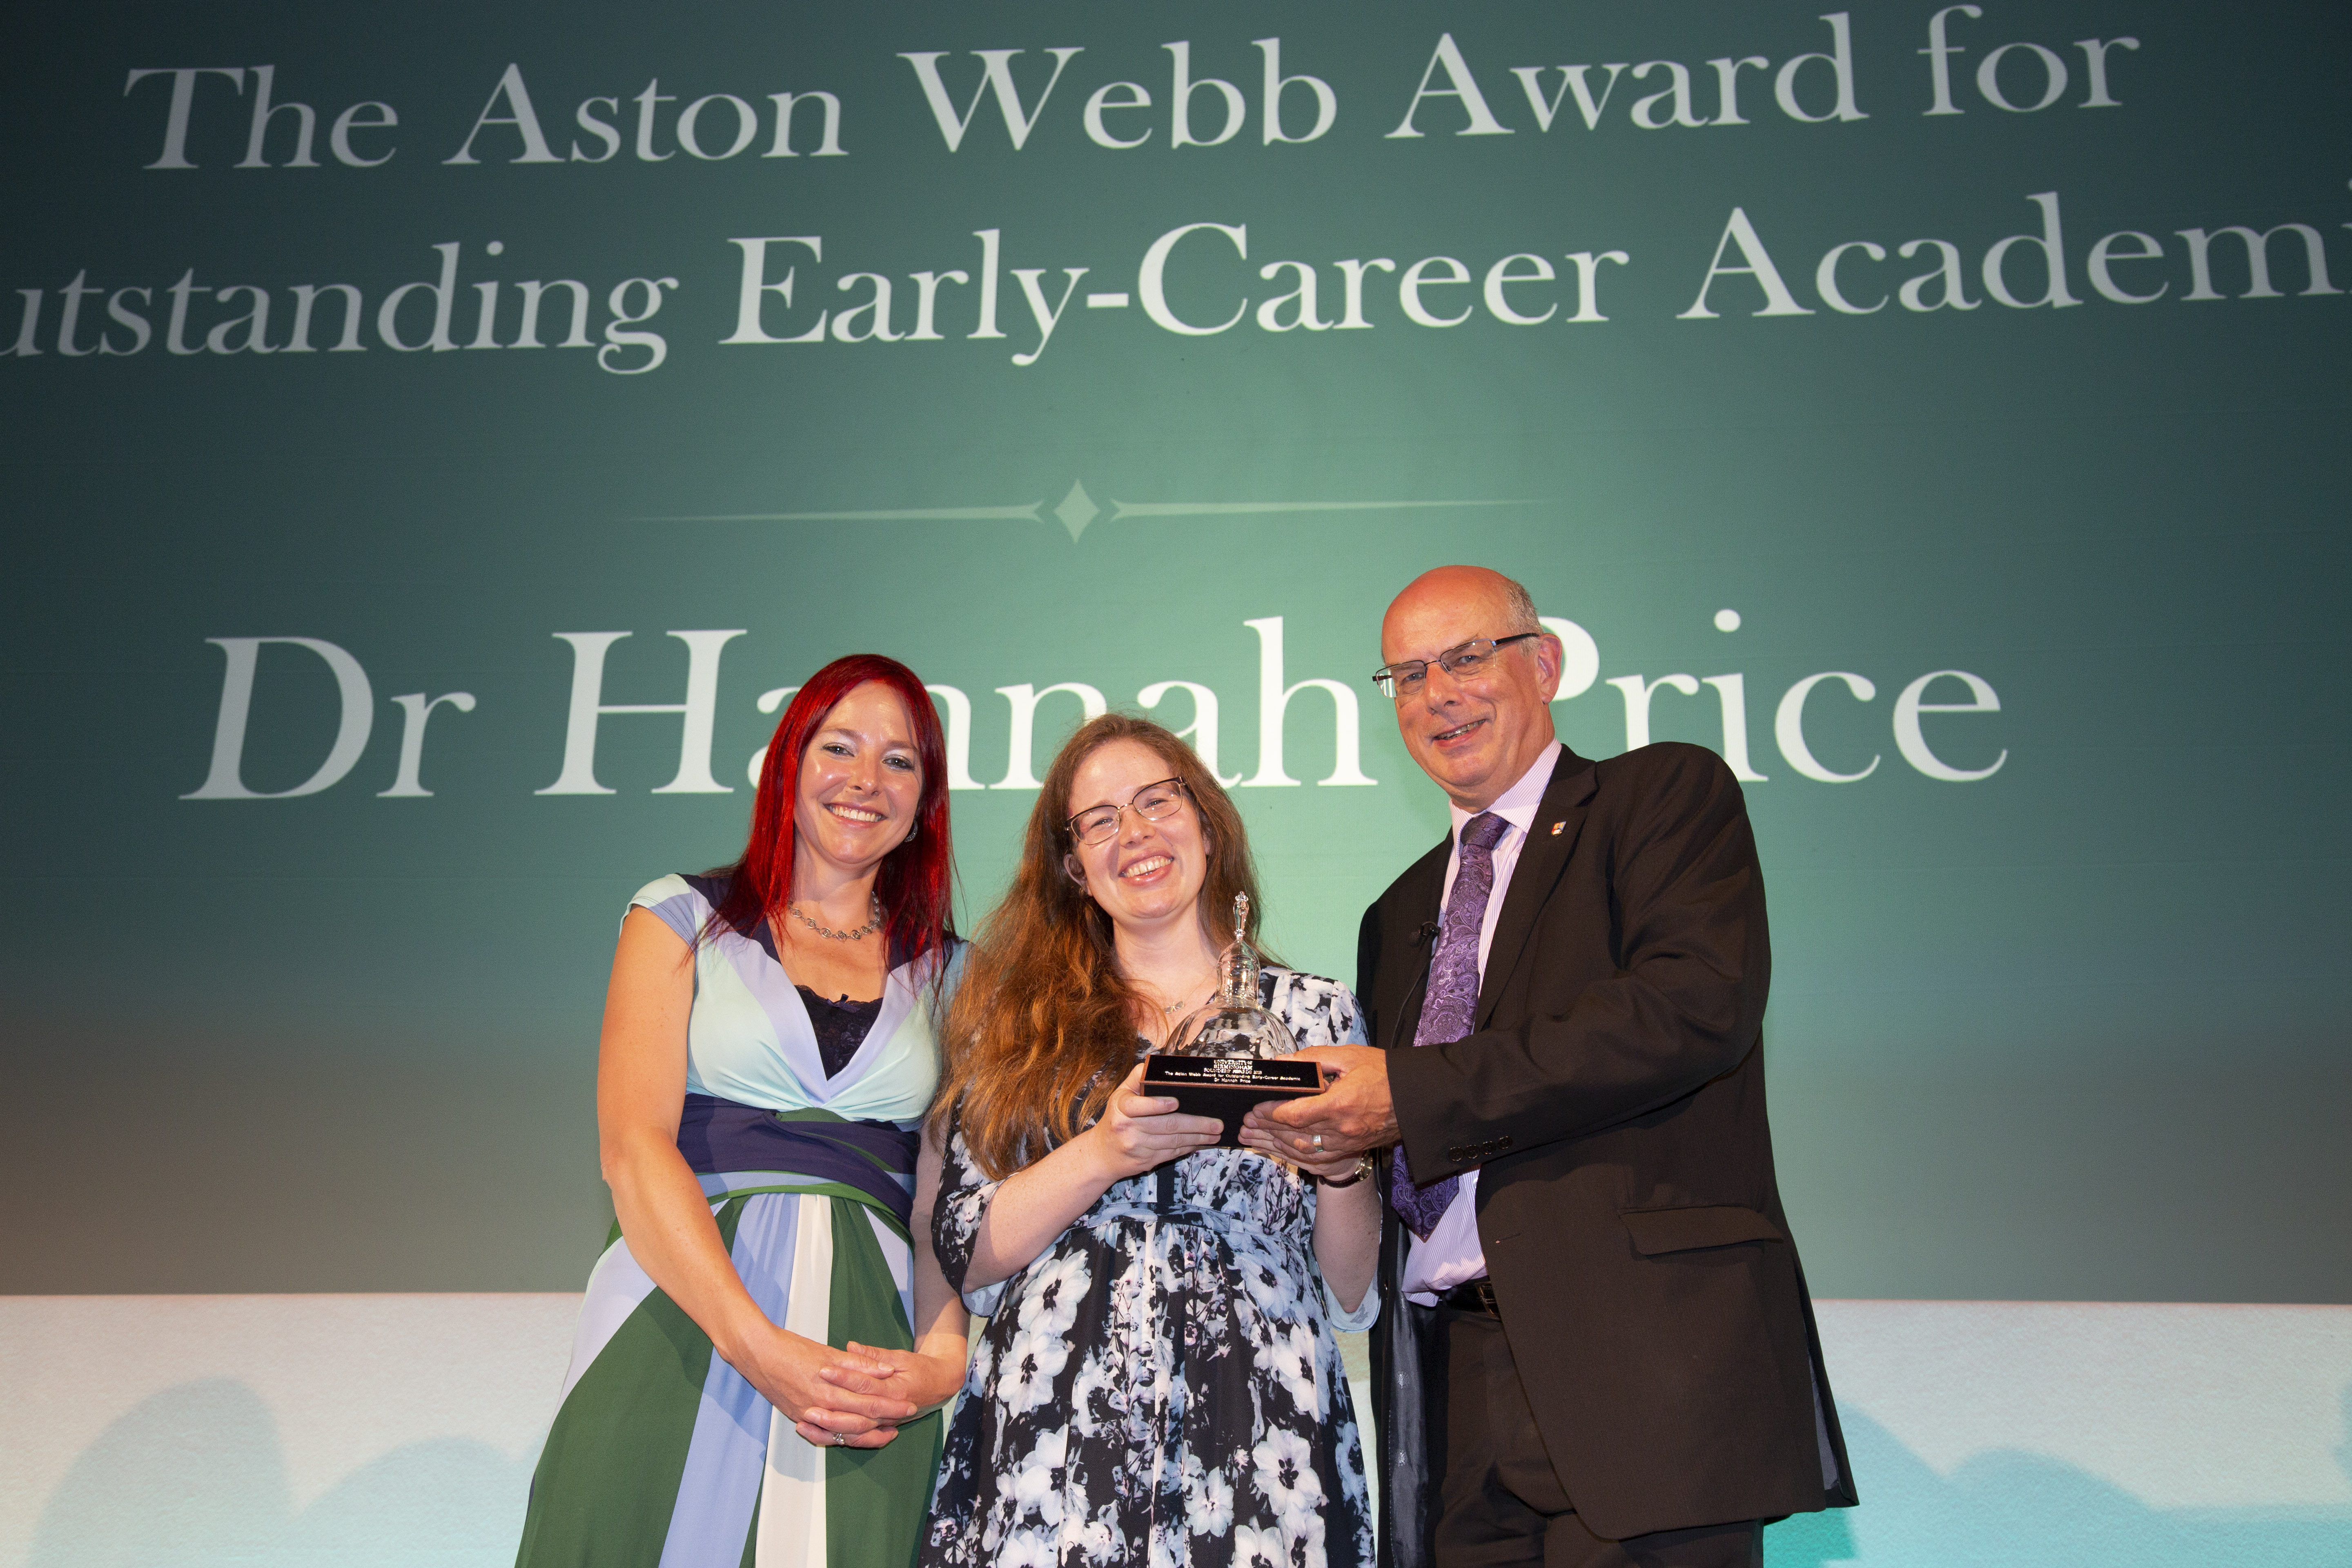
795, 985, 884, 1080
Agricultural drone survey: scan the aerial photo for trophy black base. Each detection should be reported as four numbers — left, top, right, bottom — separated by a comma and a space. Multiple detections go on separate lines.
1141, 1054, 1325, 1149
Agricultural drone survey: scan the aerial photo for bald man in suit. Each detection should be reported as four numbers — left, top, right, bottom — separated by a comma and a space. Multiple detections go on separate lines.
1244, 566, 1854, 1568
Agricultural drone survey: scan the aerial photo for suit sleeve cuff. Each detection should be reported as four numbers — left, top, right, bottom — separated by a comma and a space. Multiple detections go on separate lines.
1388, 1037, 1519, 1173
1387, 1041, 1456, 1173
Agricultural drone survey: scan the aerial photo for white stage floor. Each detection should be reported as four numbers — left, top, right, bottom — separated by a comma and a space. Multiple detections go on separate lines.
4, 1297, 2347, 1566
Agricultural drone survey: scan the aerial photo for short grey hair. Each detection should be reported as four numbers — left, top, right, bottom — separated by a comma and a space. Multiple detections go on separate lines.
1497, 573, 1542, 636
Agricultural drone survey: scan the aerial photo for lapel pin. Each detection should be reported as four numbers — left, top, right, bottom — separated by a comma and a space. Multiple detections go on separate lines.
1550, 821, 1566, 835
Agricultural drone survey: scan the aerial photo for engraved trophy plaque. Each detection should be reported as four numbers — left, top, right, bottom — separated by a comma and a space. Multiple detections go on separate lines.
1142, 893, 1324, 1147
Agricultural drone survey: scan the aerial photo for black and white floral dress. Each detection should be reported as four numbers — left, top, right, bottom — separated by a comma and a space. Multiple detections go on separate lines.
922, 967, 1378, 1568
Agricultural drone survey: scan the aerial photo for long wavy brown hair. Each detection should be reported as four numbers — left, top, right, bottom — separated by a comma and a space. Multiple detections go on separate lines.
930, 713, 1269, 1179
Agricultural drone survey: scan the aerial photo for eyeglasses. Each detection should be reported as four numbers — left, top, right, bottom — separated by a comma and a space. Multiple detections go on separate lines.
1066, 777, 1188, 846
1371, 633, 1542, 699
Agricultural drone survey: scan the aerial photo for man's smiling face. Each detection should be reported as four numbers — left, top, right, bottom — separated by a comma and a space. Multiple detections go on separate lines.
1381, 566, 1562, 813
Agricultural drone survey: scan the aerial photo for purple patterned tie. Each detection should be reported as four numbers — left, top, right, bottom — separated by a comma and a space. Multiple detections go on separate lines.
1391, 811, 1512, 1241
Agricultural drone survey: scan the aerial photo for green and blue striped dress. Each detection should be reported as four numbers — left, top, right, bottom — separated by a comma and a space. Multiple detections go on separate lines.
515, 874, 960, 1568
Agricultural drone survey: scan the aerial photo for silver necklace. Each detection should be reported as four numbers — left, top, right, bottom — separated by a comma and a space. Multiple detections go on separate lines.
788, 893, 884, 942
1155, 974, 1221, 1016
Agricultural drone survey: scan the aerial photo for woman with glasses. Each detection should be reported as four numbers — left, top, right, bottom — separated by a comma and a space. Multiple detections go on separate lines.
517, 655, 972, 1568
918, 714, 1382, 1568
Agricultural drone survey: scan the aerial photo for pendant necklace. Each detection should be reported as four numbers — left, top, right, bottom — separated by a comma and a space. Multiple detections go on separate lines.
1157, 973, 1221, 1016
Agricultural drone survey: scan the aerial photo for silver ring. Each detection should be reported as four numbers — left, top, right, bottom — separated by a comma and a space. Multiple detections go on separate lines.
1312, 1134, 1324, 1152
831, 1430, 849, 1447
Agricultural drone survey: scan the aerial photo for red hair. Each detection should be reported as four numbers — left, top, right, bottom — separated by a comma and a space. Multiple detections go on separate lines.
702, 654, 956, 965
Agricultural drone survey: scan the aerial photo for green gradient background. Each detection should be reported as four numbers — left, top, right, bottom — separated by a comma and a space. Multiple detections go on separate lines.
3, 1, 2345, 1299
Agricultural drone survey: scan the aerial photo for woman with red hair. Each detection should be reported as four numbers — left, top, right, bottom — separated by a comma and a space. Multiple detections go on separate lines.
518, 654, 971, 1568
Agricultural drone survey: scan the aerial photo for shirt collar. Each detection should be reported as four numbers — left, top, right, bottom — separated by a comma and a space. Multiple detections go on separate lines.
1447, 740, 1563, 845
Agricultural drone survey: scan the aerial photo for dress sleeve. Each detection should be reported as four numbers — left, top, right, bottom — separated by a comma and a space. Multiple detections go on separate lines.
931, 1103, 1011, 1318
1325, 1274, 1381, 1332
1331, 985, 1369, 1049
626, 873, 704, 944
1269, 967, 1369, 1053
1273, 973, 1381, 1328
1321, 974, 1383, 1332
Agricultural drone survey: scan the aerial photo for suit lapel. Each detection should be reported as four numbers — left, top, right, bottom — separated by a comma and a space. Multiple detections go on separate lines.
1379, 841, 1448, 1053
1475, 749, 1597, 1029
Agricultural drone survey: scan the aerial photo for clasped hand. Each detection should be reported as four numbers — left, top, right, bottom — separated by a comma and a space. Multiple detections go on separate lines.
746, 1327, 964, 1451
794, 1338, 969, 1450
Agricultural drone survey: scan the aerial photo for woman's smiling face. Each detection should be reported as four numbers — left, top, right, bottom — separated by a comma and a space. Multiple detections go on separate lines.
793, 680, 922, 881
1065, 738, 1208, 939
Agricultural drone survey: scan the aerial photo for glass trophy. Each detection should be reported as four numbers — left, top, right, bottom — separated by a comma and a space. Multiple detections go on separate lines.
1143, 893, 1325, 1147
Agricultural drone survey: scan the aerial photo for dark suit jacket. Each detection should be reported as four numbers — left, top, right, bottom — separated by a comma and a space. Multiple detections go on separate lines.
1362, 742, 1856, 1558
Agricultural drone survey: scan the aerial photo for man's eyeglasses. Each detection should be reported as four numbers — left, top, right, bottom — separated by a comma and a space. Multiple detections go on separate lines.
1371, 633, 1542, 699
1066, 778, 1188, 846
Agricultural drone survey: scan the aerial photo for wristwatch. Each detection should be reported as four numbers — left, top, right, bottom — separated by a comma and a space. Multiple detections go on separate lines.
1318, 1152, 1376, 1188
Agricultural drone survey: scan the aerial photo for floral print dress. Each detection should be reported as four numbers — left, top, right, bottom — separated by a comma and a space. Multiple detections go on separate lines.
922, 968, 1378, 1568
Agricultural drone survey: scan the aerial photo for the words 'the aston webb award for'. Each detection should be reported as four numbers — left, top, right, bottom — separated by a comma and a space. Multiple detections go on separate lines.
1142, 893, 1323, 1147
